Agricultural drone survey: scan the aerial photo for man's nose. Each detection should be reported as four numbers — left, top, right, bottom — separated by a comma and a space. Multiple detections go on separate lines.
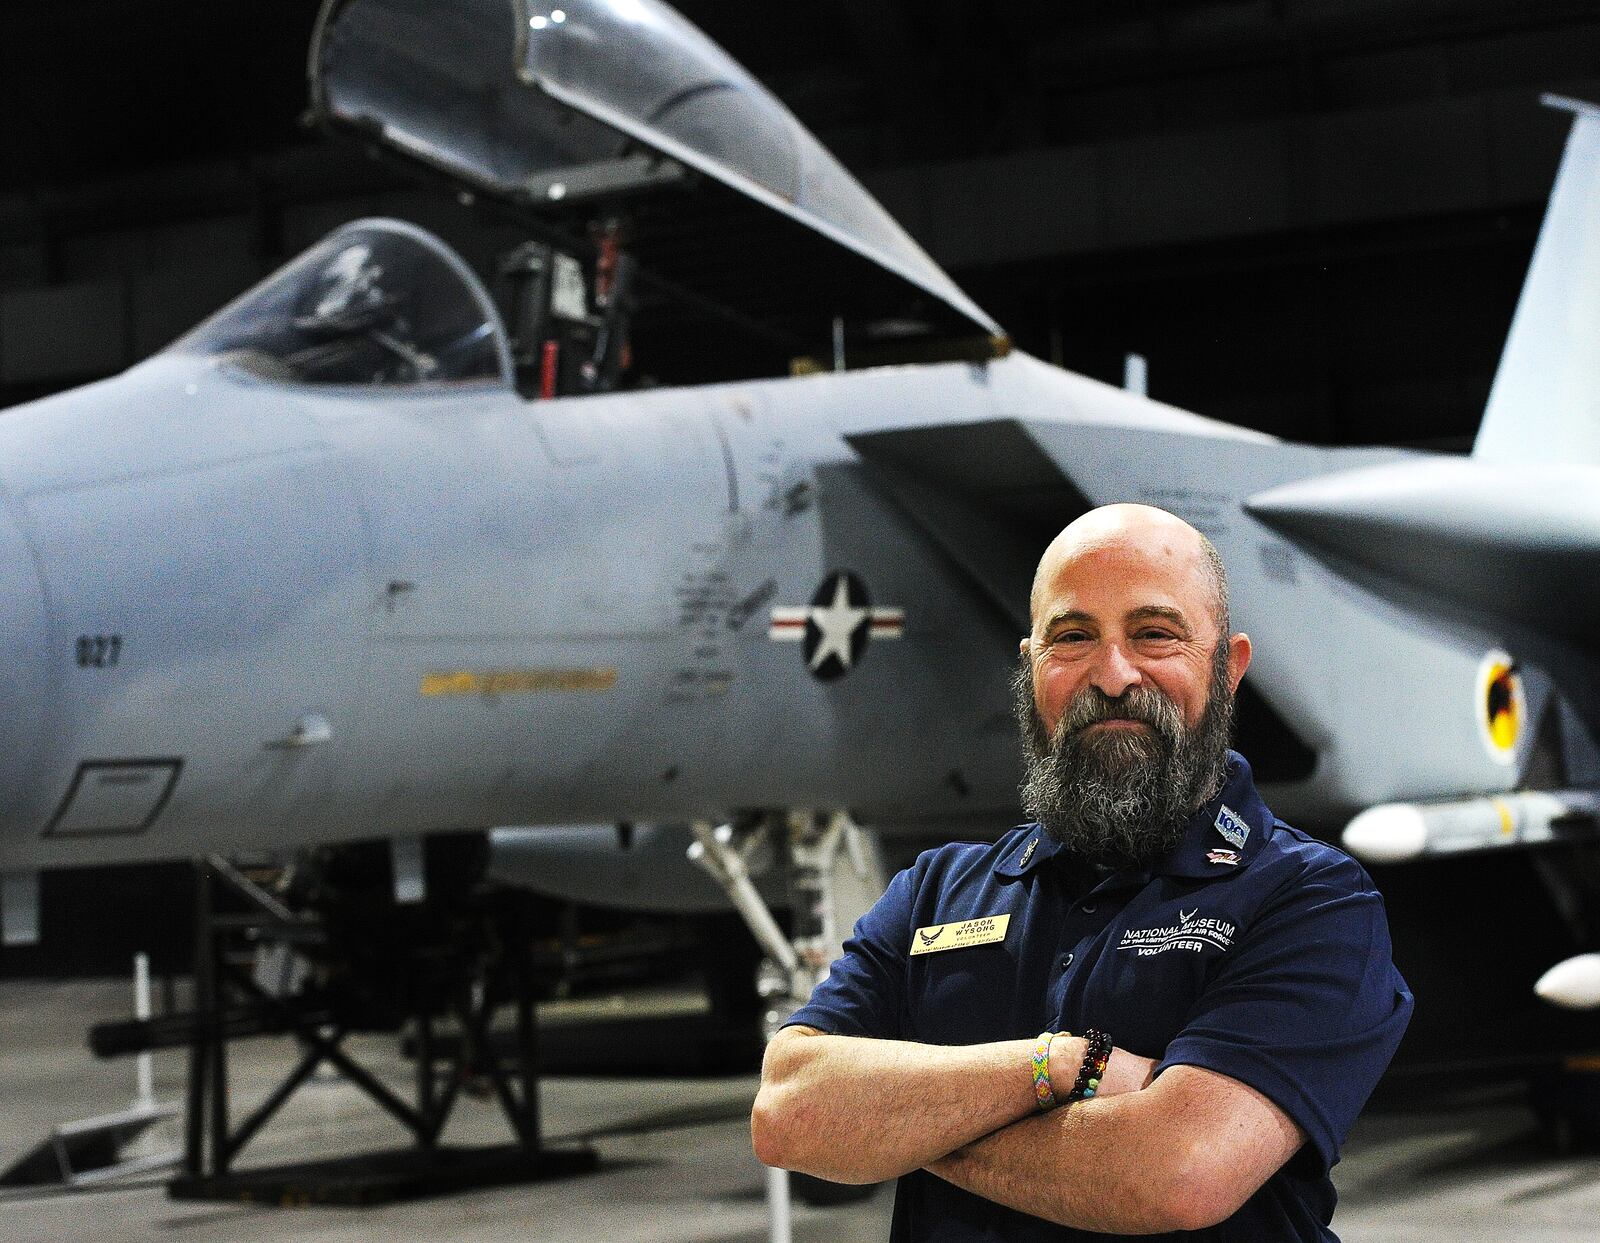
1088, 642, 1141, 698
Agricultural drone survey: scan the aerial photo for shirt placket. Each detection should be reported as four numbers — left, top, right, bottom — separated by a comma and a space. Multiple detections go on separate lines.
1049, 869, 1144, 1030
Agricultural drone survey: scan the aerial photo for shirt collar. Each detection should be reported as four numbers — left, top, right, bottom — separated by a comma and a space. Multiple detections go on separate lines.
993, 751, 1273, 883
994, 825, 1066, 878
1155, 751, 1274, 879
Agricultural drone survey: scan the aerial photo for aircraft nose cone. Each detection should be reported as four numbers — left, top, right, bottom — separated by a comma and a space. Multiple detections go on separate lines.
0, 491, 50, 859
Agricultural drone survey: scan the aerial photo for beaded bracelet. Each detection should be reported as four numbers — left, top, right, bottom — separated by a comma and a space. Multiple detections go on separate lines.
1031, 1031, 1058, 1110
1068, 1028, 1113, 1103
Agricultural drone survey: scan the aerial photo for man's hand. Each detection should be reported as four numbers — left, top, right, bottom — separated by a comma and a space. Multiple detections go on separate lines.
927, 1063, 1306, 1233
750, 1026, 1155, 1185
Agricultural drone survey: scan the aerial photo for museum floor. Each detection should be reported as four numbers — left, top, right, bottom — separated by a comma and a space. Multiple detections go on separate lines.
3, 979, 1598, 1242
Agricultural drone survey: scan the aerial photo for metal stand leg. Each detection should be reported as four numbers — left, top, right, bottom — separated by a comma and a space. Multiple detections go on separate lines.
165, 857, 598, 1204
767, 1163, 794, 1243
182, 861, 211, 1179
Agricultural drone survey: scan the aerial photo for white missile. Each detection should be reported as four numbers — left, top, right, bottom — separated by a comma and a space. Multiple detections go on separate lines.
1535, 954, 1600, 1010
1342, 790, 1600, 865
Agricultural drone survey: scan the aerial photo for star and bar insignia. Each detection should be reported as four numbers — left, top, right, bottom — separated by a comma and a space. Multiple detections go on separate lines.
769, 571, 904, 681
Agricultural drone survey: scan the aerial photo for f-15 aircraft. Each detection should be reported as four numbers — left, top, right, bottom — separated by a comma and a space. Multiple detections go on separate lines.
1, 0, 1598, 1026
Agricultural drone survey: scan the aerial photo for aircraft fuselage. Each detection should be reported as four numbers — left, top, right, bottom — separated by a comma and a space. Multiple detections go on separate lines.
0, 348, 1570, 872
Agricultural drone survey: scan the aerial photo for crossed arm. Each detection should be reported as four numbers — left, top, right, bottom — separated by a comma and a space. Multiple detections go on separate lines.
751, 1025, 1304, 1235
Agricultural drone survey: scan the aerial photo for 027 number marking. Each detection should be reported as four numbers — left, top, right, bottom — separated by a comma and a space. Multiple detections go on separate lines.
75, 635, 122, 668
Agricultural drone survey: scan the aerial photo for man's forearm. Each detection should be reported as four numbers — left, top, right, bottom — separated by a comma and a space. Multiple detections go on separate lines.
751, 1028, 1154, 1185
926, 1065, 1305, 1234
927, 1094, 1184, 1233
751, 1030, 1038, 1182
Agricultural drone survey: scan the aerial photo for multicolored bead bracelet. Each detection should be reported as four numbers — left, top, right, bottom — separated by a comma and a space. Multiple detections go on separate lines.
1069, 1028, 1113, 1103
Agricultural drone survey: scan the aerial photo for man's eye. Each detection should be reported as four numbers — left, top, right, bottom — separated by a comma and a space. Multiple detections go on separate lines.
1137, 630, 1177, 641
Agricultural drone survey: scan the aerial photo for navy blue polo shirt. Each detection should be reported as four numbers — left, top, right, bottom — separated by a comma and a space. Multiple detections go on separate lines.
786, 753, 1412, 1242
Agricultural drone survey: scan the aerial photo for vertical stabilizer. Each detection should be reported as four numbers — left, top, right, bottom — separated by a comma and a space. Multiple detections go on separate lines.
1473, 96, 1600, 464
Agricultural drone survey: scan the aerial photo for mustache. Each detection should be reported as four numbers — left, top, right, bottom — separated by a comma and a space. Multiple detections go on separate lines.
1047, 683, 1184, 749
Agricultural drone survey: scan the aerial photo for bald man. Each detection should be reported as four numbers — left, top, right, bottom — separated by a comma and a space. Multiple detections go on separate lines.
752, 505, 1412, 1242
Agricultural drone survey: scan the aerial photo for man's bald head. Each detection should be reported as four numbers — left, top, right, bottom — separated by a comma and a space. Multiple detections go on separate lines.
1029, 504, 1230, 640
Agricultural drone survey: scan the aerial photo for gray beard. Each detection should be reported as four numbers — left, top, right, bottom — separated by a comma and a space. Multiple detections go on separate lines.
1014, 646, 1235, 869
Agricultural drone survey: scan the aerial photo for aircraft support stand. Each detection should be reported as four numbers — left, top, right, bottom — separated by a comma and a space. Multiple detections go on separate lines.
153, 853, 596, 1205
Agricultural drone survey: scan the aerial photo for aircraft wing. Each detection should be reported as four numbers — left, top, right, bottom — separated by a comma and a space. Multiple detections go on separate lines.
846, 418, 1090, 632
1247, 97, 1600, 650
843, 370, 1276, 628
845, 400, 1321, 788
1245, 457, 1600, 644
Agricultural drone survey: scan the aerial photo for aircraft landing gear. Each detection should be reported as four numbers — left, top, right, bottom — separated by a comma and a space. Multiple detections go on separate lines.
688, 811, 887, 1229
688, 811, 883, 1042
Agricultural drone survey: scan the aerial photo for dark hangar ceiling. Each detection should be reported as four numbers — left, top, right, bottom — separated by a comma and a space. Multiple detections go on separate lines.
5, 0, 1598, 185
2, 0, 1598, 443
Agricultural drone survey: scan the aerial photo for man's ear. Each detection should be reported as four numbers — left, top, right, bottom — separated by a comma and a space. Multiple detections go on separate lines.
1227, 632, 1252, 692
1019, 636, 1032, 657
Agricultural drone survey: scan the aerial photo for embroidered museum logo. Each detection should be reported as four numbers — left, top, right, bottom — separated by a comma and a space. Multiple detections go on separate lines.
1117, 908, 1236, 957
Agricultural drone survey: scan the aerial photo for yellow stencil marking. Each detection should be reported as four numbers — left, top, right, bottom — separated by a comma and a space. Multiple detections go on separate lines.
909, 914, 1011, 956
420, 668, 617, 696
1492, 798, 1514, 838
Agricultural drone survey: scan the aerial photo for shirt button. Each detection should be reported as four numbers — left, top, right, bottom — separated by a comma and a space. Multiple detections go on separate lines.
1061, 953, 1074, 969
1082, 903, 1097, 914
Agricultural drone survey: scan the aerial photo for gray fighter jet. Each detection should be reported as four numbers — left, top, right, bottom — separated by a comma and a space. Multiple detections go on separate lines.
0, 0, 1597, 1011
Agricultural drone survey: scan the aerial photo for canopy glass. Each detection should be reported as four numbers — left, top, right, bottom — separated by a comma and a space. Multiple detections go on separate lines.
171, 218, 513, 387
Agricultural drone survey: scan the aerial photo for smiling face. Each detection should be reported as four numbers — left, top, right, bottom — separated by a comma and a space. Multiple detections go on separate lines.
1025, 507, 1249, 738
1015, 505, 1253, 864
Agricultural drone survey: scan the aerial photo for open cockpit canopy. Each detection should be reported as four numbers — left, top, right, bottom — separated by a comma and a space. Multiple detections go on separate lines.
170, 218, 513, 388
307, 0, 1000, 368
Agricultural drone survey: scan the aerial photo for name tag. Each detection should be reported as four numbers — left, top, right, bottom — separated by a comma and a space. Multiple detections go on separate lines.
909, 914, 1011, 956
